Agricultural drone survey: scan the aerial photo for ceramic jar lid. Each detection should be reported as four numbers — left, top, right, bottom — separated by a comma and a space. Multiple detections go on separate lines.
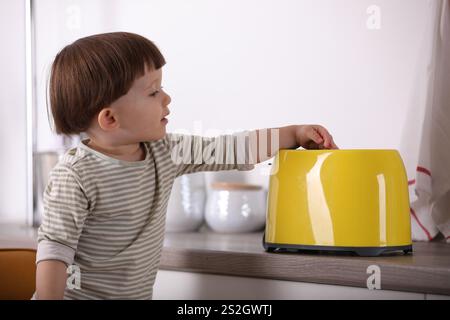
210, 182, 262, 191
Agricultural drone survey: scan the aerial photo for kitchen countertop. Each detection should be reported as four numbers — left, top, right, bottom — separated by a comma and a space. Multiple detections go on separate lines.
160, 231, 450, 296
2, 224, 449, 295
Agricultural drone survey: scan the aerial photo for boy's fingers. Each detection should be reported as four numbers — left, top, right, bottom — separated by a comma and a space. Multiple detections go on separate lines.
306, 125, 338, 150
309, 127, 324, 145
326, 132, 339, 149
331, 139, 339, 149
326, 135, 337, 149
314, 126, 333, 148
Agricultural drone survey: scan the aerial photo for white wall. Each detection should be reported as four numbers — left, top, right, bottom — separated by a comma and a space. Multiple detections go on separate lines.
0, 0, 28, 224
34, 0, 116, 152
0, 0, 437, 223
33, 0, 436, 188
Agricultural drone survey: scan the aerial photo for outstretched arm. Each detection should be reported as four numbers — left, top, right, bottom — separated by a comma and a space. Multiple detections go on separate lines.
252, 124, 339, 163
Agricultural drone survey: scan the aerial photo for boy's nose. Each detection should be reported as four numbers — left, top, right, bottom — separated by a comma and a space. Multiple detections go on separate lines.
164, 93, 171, 106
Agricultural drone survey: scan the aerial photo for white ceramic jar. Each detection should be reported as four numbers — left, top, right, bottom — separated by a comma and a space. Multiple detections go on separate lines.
165, 172, 206, 232
205, 182, 266, 233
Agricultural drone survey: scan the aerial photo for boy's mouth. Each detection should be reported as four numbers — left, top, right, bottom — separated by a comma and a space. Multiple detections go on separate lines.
161, 111, 170, 124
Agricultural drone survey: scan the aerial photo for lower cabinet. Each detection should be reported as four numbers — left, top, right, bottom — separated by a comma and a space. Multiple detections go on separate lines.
153, 270, 435, 300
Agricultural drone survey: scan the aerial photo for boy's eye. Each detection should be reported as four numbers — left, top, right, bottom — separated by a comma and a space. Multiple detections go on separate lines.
149, 86, 164, 97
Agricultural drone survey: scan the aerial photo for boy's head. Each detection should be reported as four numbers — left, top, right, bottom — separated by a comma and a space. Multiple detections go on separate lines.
49, 32, 171, 142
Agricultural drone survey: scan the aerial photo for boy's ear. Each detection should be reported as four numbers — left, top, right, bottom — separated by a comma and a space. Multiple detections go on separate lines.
97, 108, 120, 131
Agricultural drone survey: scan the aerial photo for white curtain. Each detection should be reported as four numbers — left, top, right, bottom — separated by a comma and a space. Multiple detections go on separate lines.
400, 0, 450, 242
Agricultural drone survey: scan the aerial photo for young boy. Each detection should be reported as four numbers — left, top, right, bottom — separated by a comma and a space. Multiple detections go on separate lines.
34, 32, 338, 299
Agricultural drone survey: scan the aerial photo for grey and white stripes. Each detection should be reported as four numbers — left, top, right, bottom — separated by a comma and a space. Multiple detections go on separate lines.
35, 132, 254, 299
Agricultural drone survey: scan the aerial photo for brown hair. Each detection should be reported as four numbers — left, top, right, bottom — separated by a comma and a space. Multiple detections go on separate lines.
48, 32, 166, 135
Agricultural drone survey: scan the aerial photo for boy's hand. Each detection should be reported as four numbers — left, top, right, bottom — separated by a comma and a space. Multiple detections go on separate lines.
295, 125, 338, 150
253, 124, 339, 163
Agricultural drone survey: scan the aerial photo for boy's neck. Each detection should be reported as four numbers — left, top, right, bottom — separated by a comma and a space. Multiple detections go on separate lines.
85, 137, 146, 162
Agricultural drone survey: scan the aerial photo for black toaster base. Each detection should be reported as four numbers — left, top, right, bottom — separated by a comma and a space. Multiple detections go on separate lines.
263, 237, 413, 257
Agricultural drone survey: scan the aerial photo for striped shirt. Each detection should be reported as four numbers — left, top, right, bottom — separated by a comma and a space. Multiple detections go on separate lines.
35, 132, 254, 299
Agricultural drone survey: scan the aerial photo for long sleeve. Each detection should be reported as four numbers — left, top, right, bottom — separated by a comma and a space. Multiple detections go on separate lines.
164, 131, 255, 177
36, 165, 90, 266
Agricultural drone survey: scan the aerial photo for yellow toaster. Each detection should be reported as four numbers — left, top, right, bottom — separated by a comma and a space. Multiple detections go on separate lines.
263, 149, 412, 256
